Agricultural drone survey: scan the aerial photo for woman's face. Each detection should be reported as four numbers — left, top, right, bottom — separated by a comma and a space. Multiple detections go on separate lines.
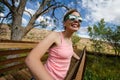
64, 12, 82, 32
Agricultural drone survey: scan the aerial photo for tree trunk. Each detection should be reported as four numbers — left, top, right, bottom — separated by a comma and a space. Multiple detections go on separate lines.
11, 12, 25, 40
11, 25, 25, 40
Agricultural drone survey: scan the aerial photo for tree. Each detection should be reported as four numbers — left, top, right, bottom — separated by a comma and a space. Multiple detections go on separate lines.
88, 19, 106, 53
0, 0, 69, 40
105, 26, 120, 55
88, 19, 120, 55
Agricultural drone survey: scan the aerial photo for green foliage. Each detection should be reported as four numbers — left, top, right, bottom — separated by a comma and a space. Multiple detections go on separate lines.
84, 54, 120, 80
106, 26, 120, 55
88, 19, 120, 55
71, 33, 80, 46
88, 19, 106, 53
91, 40, 105, 53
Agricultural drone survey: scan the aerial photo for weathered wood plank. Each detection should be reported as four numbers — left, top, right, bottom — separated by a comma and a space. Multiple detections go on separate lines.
17, 69, 32, 80
20, 69, 32, 79
0, 63, 26, 74
0, 43, 37, 49
0, 40, 38, 43
75, 49, 86, 80
0, 68, 32, 80
65, 47, 86, 80
0, 40, 38, 49
65, 61, 79, 80
0, 49, 31, 56
0, 56, 26, 66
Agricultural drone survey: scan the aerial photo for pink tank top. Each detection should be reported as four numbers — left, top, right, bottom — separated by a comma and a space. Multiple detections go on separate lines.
44, 32, 74, 80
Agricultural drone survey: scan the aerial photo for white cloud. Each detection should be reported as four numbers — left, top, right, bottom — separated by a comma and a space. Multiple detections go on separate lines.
24, 1, 40, 17
77, 27, 89, 38
22, 1, 55, 28
36, 2, 40, 9
78, 27, 88, 34
22, 18, 28, 26
82, 0, 120, 25
24, 7, 36, 17
78, 34, 90, 38
0, 13, 4, 17
37, 16, 45, 22
37, 16, 56, 28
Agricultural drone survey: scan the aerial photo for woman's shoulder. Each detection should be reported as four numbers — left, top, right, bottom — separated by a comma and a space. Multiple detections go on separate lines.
48, 31, 61, 45
43, 31, 60, 42
48, 31, 60, 38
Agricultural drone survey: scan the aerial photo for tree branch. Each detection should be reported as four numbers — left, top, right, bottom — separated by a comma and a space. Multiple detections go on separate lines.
1, 0, 14, 12
25, 0, 69, 36
0, 12, 11, 23
11, 0, 15, 7
33, 23, 42, 27
0, 12, 11, 18
17, 0, 27, 15
37, 3, 69, 18
25, 0, 50, 32
24, 10, 32, 18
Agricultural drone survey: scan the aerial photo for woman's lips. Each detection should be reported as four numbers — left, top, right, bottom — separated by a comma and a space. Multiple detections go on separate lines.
71, 23, 79, 28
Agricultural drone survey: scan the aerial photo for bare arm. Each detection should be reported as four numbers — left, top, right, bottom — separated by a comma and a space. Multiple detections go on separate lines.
25, 32, 58, 80
73, 52, 80, 60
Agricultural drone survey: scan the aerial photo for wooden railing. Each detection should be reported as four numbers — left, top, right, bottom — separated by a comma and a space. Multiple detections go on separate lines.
0, 40, 38, 76
0, 40, 38, 49
65, 46, 86, 80
0, 40, 87, 80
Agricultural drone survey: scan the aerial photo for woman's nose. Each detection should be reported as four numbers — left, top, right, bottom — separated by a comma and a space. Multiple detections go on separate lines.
73, 20, 79, 23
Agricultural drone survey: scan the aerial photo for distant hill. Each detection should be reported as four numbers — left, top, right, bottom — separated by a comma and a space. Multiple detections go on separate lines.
0, 24, 51, 41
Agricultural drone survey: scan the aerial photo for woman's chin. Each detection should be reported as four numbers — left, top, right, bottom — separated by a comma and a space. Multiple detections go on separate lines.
71, 27, 79, 31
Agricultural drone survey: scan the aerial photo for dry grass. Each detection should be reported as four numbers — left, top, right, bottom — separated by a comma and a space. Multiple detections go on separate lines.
77, 38, 114, 55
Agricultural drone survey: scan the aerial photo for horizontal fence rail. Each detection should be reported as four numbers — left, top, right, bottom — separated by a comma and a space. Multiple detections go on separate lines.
0, 40, 38, 49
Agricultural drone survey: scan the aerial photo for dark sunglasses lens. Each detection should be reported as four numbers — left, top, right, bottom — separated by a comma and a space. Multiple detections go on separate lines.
77, 17, 82, 23
69, 18, 76, 21
78, 19, 82, 23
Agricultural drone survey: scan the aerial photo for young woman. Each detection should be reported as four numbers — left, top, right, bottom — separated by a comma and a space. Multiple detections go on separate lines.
25, 9, 82, 80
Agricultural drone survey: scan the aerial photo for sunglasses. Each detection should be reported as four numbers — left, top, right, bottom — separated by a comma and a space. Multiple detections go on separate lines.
65, 14, 82, 23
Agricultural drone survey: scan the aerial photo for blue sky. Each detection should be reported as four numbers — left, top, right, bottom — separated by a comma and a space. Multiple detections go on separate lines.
0, 0, 120, 38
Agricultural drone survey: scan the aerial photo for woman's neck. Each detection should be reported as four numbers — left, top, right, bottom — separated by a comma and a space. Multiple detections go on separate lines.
62, 31, 73, 39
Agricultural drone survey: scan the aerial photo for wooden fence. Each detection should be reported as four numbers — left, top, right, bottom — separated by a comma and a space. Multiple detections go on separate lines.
65, 46, 86, 80
0, 40, 38, 78
0, 40, 86, 80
